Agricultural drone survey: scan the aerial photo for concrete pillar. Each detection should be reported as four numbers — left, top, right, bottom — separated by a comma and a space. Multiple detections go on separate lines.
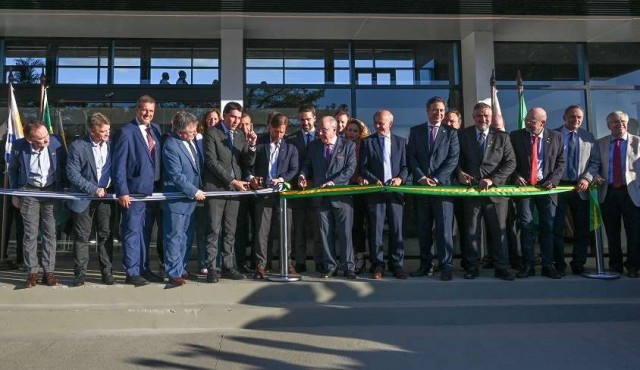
460, 31, 495, 127
220, 28, 244, 109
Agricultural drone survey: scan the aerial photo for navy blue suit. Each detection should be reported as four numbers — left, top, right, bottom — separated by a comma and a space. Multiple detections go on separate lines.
250, 134, 299, 268
359, 133, 408, 269
8, 135, 66, 275
66, 135, 114, 278
407, 122, 459, 271
112, 119, 162, 277
162, 134, 202, 279
300, 137, 357, 272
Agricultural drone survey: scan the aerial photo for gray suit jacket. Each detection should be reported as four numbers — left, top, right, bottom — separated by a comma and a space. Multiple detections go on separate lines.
66, 135, 111, 213
554, 126, 601, 200
597, 134, 640, 206
203, 124, 256, 190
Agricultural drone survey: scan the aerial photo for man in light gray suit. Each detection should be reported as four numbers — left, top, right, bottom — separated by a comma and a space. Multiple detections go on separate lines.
67, 113, 115, 286
594, 111, 640, 278
552, 105, 601, 276
299, 116, 357, 279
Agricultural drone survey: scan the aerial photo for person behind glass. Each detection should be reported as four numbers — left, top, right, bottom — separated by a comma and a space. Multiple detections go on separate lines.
159, 72, 170, 85
359, 109, 409, 280
511, 107, 565, 279
487, 113, 524, 271
193, 108, 221, 275
288, 104, 323, 273
552, 105, 601, 276
249, 113, 299, 279
67, 113, 115, 286
161, 111, 206, 287
299, 116, 357, 279
407, 96, 459, 281
444, 109, 468, 270
203, 101, 257, 283
593, 111, 640, 278
235, 110, 257, 273
456, 103, 516, 281
176, 70, 188, 85
8, 120, 67, 288
112, 95, 165, 286
334, 109, 350, 138
344, 118, 370, 274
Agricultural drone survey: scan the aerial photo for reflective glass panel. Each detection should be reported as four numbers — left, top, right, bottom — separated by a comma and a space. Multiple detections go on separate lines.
588, 43, 640, 86
590, 90, 640, 138
495, 43, 583, 85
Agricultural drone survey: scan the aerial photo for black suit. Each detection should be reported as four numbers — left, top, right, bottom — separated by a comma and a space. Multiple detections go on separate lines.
510, 128, 565, 269
359, 133, 408, 269
286, 130, 323, 268
457, 126, 516, 272
250, 135, 299, 269
203, 123, 256, 271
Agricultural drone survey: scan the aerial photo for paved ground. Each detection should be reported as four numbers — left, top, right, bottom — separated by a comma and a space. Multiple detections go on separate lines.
1, 254, 639, 370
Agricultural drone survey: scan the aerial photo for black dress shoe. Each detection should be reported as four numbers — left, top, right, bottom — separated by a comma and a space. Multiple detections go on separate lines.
206, 270, 219, 283
182, 272, 199, 281
102, 274, 116, 285
169, 277, 187, 287
222, 269, 246, 280
516, 266, 535, 278
322, 268, 336, 278
125, 275, 149, 287
463, 269, 479, 280
494, 269, 515, 281
541, 266, 562, 279
72, 274, 86, 287
344, 270, 357, 280
294, 263, 307, 273
409, 264, 432, 278
141, 270, 164, 283
440, 269, 453, 281
394, 266, 408, 280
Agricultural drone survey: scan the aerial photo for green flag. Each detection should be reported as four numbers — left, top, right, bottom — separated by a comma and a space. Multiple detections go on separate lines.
517, 88, 527, 130
41, 87, 53, 134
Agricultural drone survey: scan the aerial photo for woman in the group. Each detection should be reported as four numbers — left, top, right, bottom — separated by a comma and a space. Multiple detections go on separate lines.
345, 118, 371, 274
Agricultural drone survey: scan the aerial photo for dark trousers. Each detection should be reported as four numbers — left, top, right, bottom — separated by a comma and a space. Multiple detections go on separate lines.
464, 198, 509, 271
193, 204, 208, 270
144, 201, 163, 269
352, 194, 369, 254
72, 200, 113, 277
235, 197, 255, 268
517, 195, 556, 268
453, 198, 468, 269
205, 197, 240, 270
601, 187, 640, 272
291, 198, 323, 265
485, 199, 521, 268
367, 194, 404, 269
254, 195, 292, 268
316, 197, 355, 271
21, 193, 58, 274
553, 190, 591, 271
121, 202, 149, 277
415, 195, 454, 270
2, 202, 24, 262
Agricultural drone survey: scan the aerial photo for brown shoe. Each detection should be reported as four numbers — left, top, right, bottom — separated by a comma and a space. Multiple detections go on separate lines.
287, 266, 298, 275
254, 266, 266, 279
372, 265, 383, 280
26, 273, 38, 288
170, 277, 186, 287
42, 272, 59, 286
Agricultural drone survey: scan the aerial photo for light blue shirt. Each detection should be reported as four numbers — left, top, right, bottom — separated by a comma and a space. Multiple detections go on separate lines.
27, 145, 54, 187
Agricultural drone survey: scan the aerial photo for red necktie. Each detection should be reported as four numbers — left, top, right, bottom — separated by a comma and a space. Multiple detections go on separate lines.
146, 127, 155, 156
530, 135, 539, 185
613, 138, 623, 188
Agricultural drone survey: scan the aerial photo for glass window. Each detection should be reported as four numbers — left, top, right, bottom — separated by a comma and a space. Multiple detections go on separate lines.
494, 43, 583, 85
590, 90, 640, 138
495, 88, 586, 132
4, 44, 47, 84
587, 43, 640, 86
57, 46, 109, 84
150, 46, 219, 85
113, 46, 141, 84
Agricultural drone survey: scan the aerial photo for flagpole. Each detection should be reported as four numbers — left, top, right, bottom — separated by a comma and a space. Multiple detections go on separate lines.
1, 71, 14, 269
490, 69, 496, 117
39, 75, 46, 121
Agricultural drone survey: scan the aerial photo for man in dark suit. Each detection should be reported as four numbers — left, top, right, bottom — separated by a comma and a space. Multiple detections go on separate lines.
249, 113, 299, 279
456, 102, 516, 281
113, 95, 164, 286
9, 120, 67, 288
67, 113, 115, 286
203, 101, 257, 283
552, 105, 601, 276
161, 111, 205, 287
288, 105, 323, 273
594, 111, 640, 278
359, 109, 408, 279
511, 107, 565, 279
299, 116, 357, 279
407, 96, 460, 281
